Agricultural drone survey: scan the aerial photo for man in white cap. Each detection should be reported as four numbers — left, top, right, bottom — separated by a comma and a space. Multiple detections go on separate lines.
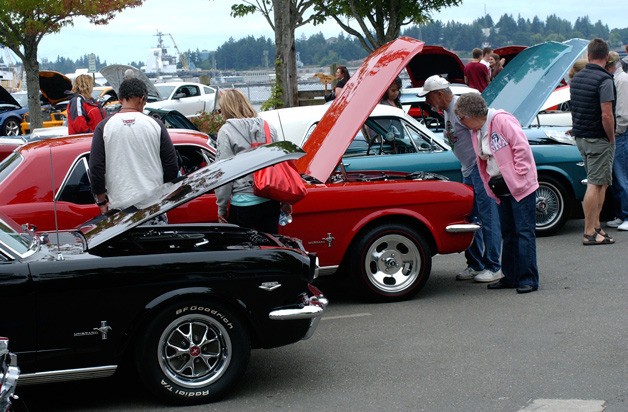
419, 75, 502, 282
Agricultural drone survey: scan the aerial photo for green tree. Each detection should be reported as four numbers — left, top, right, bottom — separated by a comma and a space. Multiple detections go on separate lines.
0, 0, 143, 130
230, 0, 324, 108
314, 0, 462, 52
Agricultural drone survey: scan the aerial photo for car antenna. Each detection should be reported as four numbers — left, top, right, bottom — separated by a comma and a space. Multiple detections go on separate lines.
49, 146, 64, 261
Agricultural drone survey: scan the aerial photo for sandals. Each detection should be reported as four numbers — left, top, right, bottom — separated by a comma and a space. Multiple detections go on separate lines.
583, 232, 615, 246
595, 227, 614, 242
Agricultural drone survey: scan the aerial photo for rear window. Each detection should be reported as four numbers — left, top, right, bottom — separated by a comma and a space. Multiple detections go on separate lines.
0, 152, 22, 185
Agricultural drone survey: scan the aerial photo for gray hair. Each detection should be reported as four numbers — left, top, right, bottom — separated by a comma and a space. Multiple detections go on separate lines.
455, 93, 488, 118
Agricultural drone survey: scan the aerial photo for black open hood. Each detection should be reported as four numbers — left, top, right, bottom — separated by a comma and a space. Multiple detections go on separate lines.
0, 86, 21, 107
39, 71, 72, 105
405, 45, 465, 87
79, 142, 305, 249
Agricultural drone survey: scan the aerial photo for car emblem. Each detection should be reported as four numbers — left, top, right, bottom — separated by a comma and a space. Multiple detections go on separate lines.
307, 233, 335, 248
259, 281, 281, 291
93, 321, 112, 340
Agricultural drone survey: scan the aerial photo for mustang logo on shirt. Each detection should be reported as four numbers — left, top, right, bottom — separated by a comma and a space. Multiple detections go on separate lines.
490, 132, 509, 152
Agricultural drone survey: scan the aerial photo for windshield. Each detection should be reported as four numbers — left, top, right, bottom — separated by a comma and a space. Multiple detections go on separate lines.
154, 85, 176, 100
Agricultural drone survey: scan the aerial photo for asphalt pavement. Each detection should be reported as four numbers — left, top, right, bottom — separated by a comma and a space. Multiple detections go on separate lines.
19, 218, 627, 412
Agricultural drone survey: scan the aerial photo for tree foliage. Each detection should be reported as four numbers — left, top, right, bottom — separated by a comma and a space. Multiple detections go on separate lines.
312, 0, 462, 52
229, 0, 324, 107
0, 0, 143, 130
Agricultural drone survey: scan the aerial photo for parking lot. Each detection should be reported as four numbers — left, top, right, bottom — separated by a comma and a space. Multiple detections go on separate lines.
20, 218, 627, 412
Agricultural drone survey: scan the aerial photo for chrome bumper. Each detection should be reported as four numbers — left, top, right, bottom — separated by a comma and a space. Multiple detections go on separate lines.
0, 338, 20, 411
446, 223, 481, 233
269, 294, 329, 340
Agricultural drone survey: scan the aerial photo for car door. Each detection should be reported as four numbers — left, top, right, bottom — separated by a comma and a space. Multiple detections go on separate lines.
174, 85, 204, 118
54, 146, 216, 227
0, 255, 35, 372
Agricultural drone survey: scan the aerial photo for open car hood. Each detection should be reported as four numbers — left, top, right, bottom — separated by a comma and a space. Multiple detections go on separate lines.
145, 108, 199, 131
100, 64, 162, 101
493, 45, 527, 67
79, 142, 304, 249
297, 36, 425, 182
39, 71, 72, 105
405, 45, 464, 86
482, 38, 588, 128
0, 86, 21, 107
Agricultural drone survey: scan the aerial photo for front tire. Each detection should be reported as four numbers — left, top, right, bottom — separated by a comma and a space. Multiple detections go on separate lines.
535, 175, 569, 237
2, 117, 21, 136
136, 300, 251, 405
347, 223, 431, 302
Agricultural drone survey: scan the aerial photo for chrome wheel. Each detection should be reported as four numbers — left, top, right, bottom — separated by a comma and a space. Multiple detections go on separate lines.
363, 233, 422, 294
535, 177, 568, 236
158, 314, 231, 388
3, 119, 20, 136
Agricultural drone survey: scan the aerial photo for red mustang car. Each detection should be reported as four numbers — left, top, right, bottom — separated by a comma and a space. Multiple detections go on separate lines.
0, 37, 479, 302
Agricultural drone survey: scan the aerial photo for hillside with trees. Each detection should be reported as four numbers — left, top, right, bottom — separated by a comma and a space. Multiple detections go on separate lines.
40, 13, 628, 74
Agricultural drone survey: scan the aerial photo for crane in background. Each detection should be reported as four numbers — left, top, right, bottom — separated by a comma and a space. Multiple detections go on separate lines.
166, 32, 189, 71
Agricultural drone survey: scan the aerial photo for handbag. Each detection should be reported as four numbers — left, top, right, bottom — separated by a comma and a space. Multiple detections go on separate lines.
488, 175, 511, 197
253, 121, 307, 204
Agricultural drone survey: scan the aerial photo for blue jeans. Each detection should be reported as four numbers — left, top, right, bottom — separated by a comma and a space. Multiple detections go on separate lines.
610, 131, 628, 220
498, 192, 539, 288
463, 166, 501, 272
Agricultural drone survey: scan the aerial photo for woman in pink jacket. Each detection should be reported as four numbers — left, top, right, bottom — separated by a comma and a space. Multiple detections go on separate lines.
455, 93, 540, 294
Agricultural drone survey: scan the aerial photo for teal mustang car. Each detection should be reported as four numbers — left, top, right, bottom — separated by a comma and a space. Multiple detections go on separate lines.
263, 39, 588, 236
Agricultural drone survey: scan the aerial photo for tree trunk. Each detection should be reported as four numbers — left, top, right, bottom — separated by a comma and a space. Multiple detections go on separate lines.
23, 35, 43, 131
273, 0, 299, 108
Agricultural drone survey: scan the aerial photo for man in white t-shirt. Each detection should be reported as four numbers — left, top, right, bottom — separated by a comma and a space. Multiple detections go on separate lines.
89, 78, 178, 215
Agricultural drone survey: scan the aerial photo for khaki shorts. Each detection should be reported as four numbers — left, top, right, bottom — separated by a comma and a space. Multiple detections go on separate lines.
575, 137, 615, 185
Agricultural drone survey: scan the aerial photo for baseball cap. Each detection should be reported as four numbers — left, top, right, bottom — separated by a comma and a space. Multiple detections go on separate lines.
418, 75, 450, 97
607, 51, 620, 65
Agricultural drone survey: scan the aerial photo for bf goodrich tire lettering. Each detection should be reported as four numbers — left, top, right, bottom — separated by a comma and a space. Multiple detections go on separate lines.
136, 300, 251, 405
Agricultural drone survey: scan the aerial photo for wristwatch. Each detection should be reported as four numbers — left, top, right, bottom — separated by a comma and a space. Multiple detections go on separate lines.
96, 196, 108, 206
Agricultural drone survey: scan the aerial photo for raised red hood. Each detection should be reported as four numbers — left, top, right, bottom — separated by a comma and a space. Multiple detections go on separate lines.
297, 37, 424, 182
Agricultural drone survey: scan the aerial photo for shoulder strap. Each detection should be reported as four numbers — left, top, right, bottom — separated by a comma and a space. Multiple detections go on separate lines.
263, 120, 271, 144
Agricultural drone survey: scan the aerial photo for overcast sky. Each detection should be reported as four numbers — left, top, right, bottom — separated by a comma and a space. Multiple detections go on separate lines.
31, 0, 623, 66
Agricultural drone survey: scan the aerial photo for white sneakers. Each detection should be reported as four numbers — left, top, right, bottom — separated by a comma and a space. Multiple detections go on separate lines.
607, 218, 628, 231
473, 269, 504, 283
456, 267, 503, 282
456, 267, 479, 280
607, 218, 623, 228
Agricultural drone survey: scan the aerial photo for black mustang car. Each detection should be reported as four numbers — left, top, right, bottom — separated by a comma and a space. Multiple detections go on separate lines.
0, 142, 327, 405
